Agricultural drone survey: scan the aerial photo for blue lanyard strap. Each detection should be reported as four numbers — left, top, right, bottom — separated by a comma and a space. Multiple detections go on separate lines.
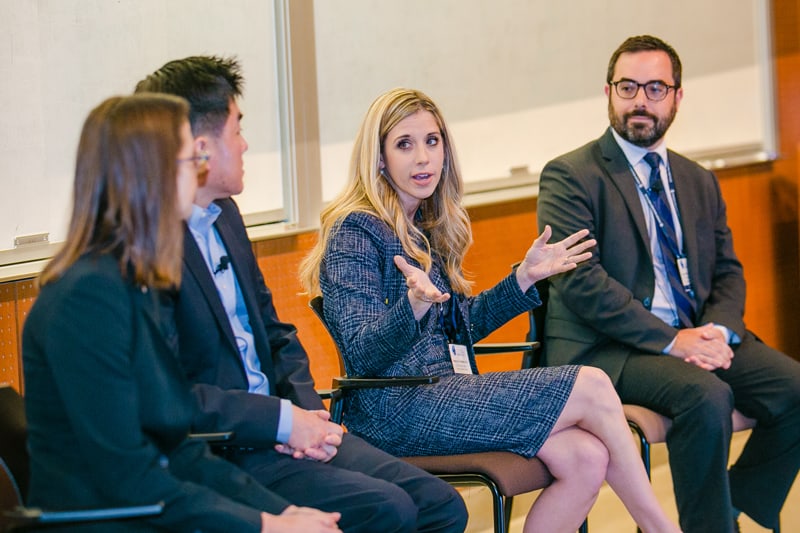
438, 298, 460, 344
629, 158, 695, 299
629, 160, 685, 259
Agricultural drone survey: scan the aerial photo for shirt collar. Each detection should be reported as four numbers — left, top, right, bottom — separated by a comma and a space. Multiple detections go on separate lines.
609, 127, 669, 168
187, 202, 222, 236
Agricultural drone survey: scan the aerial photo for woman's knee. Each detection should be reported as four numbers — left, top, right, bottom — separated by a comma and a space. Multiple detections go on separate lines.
575, 436, 610, 490
572, 366, 621, 412
541, 430, 609, 490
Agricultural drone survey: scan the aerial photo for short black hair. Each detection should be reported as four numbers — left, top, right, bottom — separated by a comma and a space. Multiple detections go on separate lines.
606, 35, 682, 88
135, 55, 244, 136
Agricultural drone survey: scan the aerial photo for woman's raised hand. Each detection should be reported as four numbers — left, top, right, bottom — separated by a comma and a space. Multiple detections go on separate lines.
394, 255, 450, 320
515, 225, 596, 292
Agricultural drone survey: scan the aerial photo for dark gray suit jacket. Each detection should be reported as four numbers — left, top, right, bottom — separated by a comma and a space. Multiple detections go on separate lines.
537, 128, 746, 384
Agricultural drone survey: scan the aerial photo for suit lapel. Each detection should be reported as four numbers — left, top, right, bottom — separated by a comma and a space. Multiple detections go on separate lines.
597, 129, 652, 251
182, 227, 240, 353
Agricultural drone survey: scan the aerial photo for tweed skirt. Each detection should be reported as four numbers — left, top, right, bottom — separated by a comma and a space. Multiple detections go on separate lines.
343, 364, 581, 459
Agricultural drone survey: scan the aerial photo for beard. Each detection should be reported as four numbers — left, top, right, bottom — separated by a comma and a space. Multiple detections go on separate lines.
608, 99, 677, 148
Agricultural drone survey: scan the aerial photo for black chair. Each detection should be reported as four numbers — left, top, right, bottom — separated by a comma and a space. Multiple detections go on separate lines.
527, 280, 776, 533
309, 296, 589, 533
0, 384, 168, 532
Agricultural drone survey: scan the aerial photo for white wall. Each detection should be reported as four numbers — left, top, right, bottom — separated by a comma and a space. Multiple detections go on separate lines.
313, 0, 774, 200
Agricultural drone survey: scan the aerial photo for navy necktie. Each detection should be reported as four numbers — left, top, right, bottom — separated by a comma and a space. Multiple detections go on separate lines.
643, 152, 695, 328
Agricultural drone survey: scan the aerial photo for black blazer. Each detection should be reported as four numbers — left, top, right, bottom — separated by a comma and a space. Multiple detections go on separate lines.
23, 254, 286, 532
173, 198, 322, 448
537, 128, 746, 383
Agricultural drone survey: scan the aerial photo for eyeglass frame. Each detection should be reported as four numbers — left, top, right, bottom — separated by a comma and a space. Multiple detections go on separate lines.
177, 154, 210, 166
608, 78, 679, 102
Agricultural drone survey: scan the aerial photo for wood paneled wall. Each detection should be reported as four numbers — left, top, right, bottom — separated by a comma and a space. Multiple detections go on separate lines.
0, 280, 37, 393
2, 0, 799, 393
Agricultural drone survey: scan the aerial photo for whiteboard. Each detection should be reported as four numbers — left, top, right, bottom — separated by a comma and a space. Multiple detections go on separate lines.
0, 0, 283, 253
314, 0, 775, 201
0, 0, 776, 257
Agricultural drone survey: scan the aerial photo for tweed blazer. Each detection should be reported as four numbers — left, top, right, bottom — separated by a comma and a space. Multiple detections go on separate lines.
536, 128, 746, 383
319, 211, 542, 450
23, 254, 284, 532
172, 197, 323, 448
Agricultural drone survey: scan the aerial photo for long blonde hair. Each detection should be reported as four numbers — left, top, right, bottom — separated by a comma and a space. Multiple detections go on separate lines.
300, 88, 473, 296
41, 93, 189, 289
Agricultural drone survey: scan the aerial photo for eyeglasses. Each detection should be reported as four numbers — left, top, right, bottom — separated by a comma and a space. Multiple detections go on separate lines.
609, 79, 678, 102
177, 154, 210, 167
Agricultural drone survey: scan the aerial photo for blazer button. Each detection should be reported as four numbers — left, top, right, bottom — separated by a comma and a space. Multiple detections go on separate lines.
642, 297, 652, 309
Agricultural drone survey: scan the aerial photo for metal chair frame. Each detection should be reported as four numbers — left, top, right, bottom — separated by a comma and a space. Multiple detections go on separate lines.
0, 385, 164, 532
0, 385, 234, 532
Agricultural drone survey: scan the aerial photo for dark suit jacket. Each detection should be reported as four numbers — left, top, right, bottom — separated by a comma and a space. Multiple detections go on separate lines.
22, 254, 284, 532
173, 198, 322, 448
536, 128, 746, 383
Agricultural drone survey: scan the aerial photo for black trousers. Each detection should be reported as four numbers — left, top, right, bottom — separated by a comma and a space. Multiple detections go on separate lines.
617, 331, 800, 533
228, 432, 468, 533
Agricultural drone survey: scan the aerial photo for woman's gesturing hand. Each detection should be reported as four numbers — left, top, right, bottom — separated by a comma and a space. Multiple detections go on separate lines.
515, 225, 596, 292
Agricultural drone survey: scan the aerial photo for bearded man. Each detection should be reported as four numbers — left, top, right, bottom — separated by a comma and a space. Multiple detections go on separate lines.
537, 34, 800, 533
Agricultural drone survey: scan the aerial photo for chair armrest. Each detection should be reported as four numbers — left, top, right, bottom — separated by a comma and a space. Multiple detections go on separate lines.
4, 502, 164, 525
332, 376, 438, 390
327, 376, 439, 424
317, 388, 335, 400
186, 431, 234, 443
474, 342, 539, 355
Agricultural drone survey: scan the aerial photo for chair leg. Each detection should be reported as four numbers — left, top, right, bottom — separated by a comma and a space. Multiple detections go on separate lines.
503, 496, 513, 532
628, 422, 652, 480
627, 421, 650, 533
488, 484, 506, 533
636, 436, 649, 533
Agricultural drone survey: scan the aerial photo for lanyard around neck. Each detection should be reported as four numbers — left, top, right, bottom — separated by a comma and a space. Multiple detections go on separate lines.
628, 158, 685, 257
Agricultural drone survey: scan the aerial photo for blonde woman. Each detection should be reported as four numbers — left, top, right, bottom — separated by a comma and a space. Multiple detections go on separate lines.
300, 88, 680, 533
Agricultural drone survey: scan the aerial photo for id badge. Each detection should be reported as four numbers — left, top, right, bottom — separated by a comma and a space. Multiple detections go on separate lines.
448, 343, 473, 374
676, 256, 691, 289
